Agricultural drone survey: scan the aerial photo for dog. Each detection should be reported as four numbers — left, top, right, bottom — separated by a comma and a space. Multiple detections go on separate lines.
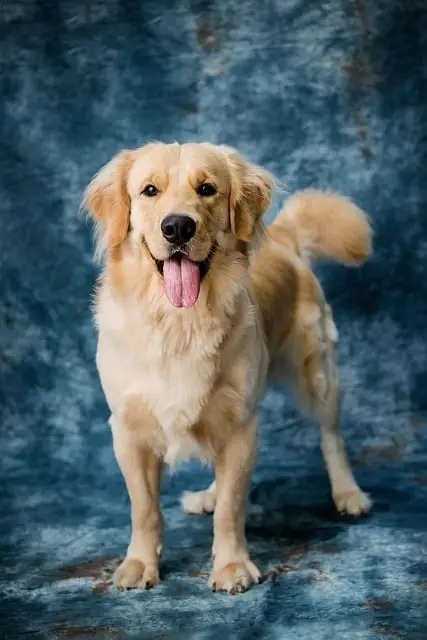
83, 142, 373, 595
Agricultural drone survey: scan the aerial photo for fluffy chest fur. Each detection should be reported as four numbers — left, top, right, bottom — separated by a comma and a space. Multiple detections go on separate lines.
95, 284, 236, 463
136, 345, 218, 435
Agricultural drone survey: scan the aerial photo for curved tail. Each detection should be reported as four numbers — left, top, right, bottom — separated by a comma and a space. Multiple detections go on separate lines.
275, 189, 373, 266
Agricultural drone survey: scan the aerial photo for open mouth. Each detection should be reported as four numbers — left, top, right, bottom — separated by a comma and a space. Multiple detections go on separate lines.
153, 247, 216, 309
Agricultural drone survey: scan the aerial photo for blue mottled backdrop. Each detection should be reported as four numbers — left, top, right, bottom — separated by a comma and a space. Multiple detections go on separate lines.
1, 1, 427, 638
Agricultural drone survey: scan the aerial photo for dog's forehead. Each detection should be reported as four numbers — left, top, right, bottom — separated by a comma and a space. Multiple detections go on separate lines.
180, 143, 229, 177
130, 143, 179, 176
129, 143, 229, 187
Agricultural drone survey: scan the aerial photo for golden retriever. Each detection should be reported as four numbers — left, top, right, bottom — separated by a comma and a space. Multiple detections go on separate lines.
83, 142, 373, 595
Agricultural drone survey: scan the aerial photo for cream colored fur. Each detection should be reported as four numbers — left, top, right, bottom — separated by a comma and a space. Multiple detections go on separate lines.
84, 142, 373, 595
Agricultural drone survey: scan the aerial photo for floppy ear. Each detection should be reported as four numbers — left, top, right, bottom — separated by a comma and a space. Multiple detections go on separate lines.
83, 150, 134, 250
222, 147, 275, 242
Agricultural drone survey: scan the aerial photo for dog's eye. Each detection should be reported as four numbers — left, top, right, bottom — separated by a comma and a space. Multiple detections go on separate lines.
197, 183, 217, 197
142, 184, 159, 197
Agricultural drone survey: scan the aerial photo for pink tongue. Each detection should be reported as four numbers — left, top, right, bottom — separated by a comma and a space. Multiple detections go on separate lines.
163, 257, 201, 308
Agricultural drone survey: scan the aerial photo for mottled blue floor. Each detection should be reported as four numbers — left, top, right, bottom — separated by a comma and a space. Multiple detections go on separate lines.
1, 1, 427, 638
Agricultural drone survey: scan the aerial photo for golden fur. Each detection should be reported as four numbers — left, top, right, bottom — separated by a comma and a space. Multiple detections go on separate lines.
84, 142, 373, 594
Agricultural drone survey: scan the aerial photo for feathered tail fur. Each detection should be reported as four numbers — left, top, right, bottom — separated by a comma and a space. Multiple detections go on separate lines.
276, 188, 373, 266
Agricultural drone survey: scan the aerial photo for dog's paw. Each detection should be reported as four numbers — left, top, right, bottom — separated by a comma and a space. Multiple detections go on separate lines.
334, 489, 372, 516
209, 559, 260, 595
181, 489, 216, 515
114, 558, 160, 590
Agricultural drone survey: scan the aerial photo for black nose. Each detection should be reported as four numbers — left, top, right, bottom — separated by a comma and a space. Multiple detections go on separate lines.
161, 214, 196, 244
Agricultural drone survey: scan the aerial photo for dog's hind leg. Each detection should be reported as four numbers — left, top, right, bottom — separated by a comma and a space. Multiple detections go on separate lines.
181, 481, 216, 515
290, 296, 372, 516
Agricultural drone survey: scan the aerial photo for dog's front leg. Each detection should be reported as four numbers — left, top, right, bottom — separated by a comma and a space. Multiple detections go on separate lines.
110, 417, 163, 590
209, 415, 260, 594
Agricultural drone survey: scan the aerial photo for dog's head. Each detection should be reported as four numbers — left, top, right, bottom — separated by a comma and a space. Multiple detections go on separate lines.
84, 142, 274, 308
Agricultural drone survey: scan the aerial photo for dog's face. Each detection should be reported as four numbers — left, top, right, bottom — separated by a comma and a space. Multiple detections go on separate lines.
85, 142, 274, 308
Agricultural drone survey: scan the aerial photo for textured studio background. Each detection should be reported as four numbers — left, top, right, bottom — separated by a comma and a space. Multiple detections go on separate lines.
1, 1, 427, 638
